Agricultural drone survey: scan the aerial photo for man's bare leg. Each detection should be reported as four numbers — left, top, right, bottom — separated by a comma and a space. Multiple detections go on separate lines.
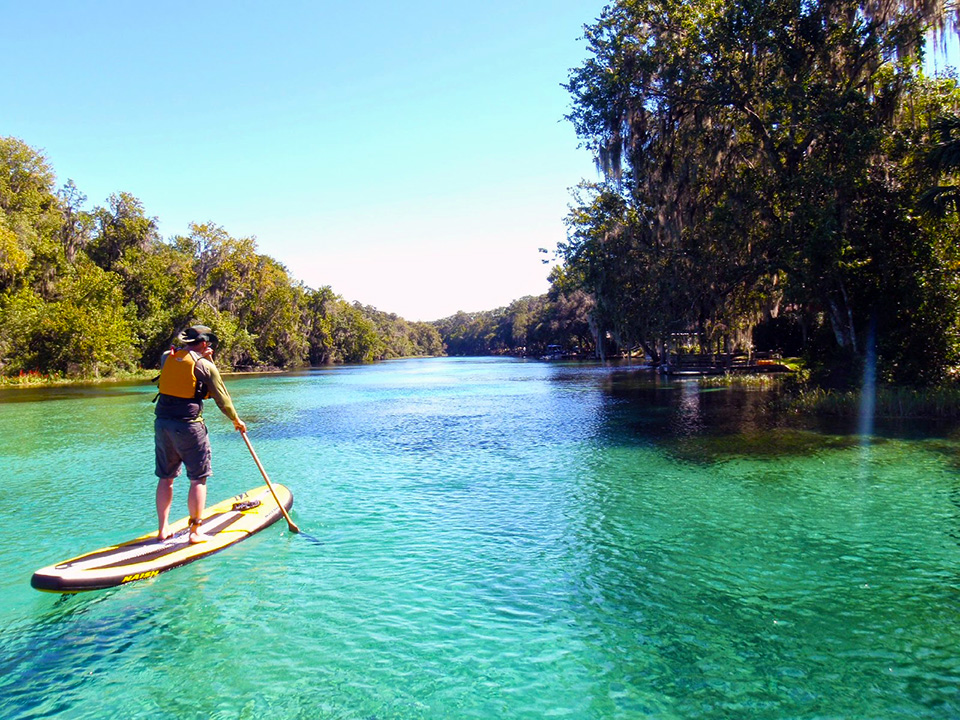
156, 477, 175, 541
188, 478, 209, 543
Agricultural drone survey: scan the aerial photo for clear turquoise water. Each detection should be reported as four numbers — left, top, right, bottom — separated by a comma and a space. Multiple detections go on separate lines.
1, 357, 959, 719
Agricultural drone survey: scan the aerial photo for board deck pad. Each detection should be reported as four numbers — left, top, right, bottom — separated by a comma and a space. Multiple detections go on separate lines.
31, 484, 293, 593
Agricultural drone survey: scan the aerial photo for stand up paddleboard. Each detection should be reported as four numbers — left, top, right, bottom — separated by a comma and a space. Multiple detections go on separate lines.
31, 484, 294, 593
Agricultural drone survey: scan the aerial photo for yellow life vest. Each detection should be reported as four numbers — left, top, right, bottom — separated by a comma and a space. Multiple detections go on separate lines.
157, 349, 210, 400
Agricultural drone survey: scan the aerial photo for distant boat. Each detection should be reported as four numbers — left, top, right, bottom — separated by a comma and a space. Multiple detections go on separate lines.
541, 345, 564, 361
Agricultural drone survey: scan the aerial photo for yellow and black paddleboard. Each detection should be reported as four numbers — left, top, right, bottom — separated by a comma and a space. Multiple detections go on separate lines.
31, 484, 294, 593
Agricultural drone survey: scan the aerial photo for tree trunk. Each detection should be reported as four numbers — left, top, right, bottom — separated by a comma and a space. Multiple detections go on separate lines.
827, 281, 858, 353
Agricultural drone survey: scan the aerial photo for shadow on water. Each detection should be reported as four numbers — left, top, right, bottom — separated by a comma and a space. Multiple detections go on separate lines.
0, 590, 164, 717
599, 369, 960, 465
245, 361, 960, 470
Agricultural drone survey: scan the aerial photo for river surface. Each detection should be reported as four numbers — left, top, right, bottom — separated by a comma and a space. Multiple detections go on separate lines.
1, 357, 959, 719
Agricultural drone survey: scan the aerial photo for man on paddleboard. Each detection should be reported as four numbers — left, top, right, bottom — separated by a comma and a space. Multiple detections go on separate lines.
155, 324, 247, 543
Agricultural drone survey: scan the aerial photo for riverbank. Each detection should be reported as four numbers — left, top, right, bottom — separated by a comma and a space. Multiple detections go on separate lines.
668, 357, 960, 419
0, 365, 295, 390
0, 368, 157, 388
788, 384, 960, 419
704, 372, 960, 419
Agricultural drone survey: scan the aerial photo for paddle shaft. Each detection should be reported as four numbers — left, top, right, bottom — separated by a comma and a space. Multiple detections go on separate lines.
241, 431, 300, 533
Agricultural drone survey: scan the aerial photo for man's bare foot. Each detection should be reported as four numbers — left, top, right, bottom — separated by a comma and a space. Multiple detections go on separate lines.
189, 530, 210, 544
157, 527, 172, 542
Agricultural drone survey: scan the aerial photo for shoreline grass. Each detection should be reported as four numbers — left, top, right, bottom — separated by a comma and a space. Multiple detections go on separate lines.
700, 371, 960, 419
788, 385, 960, 419
0, 368, 157, 389
0, 366, 292, 389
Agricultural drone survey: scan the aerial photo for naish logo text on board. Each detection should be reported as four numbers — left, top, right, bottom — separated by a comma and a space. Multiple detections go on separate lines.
122, 571, 160, 583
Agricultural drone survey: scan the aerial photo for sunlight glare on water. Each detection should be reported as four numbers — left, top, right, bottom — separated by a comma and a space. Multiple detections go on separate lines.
1, 357, 959, 719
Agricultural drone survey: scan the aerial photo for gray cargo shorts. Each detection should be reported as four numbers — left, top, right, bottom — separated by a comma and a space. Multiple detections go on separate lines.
154, 417, 213, 482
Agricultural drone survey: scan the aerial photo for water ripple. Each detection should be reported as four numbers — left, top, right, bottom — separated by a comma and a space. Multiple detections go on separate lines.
2, 359, 960, 718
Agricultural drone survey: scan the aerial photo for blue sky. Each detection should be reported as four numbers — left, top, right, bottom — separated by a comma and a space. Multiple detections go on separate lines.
2, 1, 607, 321
3, 3, 956, 321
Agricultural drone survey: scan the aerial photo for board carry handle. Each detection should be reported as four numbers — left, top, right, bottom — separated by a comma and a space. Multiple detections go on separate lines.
241, 431, 300, 534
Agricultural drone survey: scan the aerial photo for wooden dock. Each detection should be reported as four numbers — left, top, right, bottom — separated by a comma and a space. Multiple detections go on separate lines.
662, 352, 792, 376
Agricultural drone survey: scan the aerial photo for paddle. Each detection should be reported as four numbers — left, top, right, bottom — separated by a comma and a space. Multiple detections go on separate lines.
241, 431, 300, 534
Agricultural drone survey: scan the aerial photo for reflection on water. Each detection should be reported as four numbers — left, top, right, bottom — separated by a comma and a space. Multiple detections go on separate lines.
1, 357, 959, 719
